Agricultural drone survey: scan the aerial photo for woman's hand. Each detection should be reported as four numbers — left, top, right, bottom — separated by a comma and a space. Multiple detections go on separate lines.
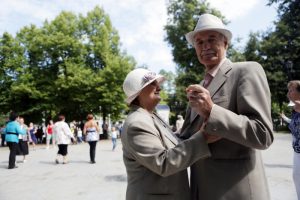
294, 100, 300, 112
199, 122, 221, 144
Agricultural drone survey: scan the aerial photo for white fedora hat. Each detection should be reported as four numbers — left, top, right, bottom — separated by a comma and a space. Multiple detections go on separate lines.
123, 68, 165, 104
185, 13, 232, 46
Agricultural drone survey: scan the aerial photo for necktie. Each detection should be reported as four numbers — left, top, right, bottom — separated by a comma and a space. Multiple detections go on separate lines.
203, 73, 213, 88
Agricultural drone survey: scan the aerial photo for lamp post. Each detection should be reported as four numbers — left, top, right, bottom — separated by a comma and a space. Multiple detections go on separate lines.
284, 60, 294, 81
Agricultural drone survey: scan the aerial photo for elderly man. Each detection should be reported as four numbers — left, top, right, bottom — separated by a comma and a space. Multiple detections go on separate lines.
180, 14, 274, 200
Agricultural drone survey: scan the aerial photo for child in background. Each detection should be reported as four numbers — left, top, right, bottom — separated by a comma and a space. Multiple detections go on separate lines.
110, 127, 118, 151
77, 127, 83, 143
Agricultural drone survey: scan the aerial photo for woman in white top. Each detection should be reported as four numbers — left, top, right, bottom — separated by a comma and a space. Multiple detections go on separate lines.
53, 114, 75, 164
17, 117, 29, 163
83, 114, 100, 164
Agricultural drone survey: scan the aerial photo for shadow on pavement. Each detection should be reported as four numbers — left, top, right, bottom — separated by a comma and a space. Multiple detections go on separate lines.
39, 160, 90, 165
0, 164, 8, 169
265, 163, 293, 169
104, 174, 127, 182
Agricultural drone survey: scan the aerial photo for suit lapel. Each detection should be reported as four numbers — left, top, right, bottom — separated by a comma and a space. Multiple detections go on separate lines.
153, 113, 179, 145
206, 60, 232, 98
133, 106, 178, 146
189, 59, 232, 124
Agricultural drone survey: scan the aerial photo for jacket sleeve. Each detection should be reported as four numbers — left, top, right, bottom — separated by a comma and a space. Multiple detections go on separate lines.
126, 120, 210, 177
205, 62, 273, 150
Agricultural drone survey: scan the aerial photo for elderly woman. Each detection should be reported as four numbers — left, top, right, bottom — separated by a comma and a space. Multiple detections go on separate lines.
83, 113, 100, 164
4, 112, 26, 169
121, 68, 211, 200
53, 114, 75, 164
280, 80, 300, 199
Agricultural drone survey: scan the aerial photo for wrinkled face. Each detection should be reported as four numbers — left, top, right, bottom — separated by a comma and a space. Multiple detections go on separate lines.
194, 30, 228, 70
287, 85, 300, 102
138, 81, 161, 110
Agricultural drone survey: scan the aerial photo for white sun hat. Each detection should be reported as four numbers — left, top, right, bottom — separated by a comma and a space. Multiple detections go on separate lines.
185, 13, 232, 46
123, 68, 166, 104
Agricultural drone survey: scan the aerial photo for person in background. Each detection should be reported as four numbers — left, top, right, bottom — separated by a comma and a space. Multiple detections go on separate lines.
1, 124, 6, 147
46, 120, 54, 149
102, 122, 108, 139
28, 122, 37, 150
280, 80, 300, 199
36, 125, 45, 144
76, 127, 83, 143
117, 121, 123, 137
175, 115, 184, 133
180, 13, 273, 199
53, 114, 75, 164
121, 68, 210, 200
70, 121, 76, 142
4, 112, 26, 169
83, 114, 100, 164
16, 117, 29, 163
110, 126, 118, 151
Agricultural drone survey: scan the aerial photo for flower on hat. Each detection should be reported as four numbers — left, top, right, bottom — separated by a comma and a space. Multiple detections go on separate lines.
142, 72, 156, 85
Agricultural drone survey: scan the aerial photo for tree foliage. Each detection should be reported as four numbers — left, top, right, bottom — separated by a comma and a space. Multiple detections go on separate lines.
261, 0, 300, 108
0, 6, 135, 123
239, 0, 300, 113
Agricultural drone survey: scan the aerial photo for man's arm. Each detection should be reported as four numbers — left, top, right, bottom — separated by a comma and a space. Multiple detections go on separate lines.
204, 62, 273, 149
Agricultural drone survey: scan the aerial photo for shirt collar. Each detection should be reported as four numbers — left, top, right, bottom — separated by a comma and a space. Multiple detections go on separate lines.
206, 57, 227, 77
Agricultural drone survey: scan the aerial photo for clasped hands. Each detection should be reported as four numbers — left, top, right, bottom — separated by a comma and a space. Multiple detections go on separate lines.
186, 84, 221, 143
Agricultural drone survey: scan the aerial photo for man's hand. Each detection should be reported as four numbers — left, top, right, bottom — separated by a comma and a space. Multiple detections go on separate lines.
186, 84, 214, 119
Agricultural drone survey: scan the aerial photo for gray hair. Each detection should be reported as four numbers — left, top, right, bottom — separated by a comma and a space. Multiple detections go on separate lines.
288, 80, 300, 92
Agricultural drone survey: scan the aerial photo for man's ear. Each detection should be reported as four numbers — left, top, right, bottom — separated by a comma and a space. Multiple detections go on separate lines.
224, 40, 229, 49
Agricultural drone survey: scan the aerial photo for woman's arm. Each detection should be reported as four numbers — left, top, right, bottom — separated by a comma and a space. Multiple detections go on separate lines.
83, 123, 87, 135
124, 120, 210, 177
280, 113, 291, 123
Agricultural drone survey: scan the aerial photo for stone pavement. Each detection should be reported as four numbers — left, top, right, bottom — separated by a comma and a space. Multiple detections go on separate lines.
0, 133, 297, 200
262, 133, 297, 200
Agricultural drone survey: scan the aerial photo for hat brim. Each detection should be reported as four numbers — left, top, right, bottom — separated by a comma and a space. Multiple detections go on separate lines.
185, 28, 232, 46
126, 75, 166, 104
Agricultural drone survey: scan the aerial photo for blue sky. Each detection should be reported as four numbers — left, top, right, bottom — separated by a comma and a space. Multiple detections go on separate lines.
0, 0, 278, 73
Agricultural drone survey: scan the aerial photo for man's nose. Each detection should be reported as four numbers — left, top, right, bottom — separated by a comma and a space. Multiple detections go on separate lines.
201, 40, 211, 50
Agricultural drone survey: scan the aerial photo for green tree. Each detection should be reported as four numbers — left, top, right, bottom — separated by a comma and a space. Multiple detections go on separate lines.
260, 0, 300, 108
0, 6, 135, 124
243, 32, 263, 62
159, 69, 175, 94
0, 32, 26, 112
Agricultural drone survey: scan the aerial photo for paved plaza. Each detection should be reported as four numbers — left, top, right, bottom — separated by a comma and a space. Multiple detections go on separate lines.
0, 133, 297, 200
